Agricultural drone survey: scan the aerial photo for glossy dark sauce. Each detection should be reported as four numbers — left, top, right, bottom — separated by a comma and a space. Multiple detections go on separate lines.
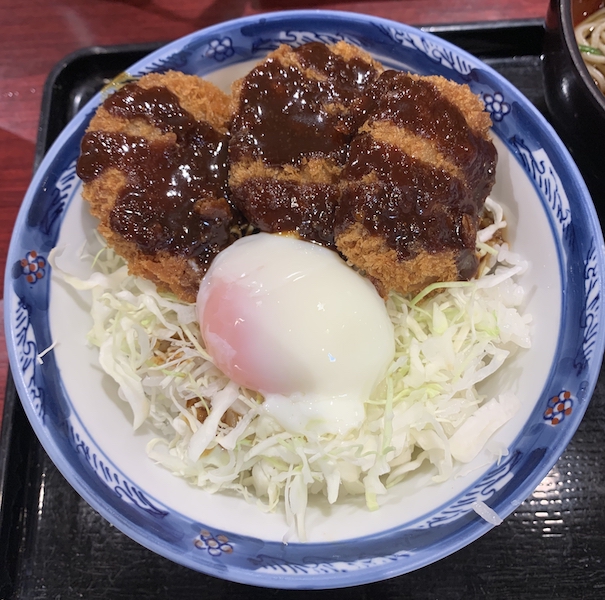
231, 178, 339, 247
338, 133, 477, 273
230, 51, 494, 270
230, 42, 379, 167
229, 42, 380, 244
332, 70, 496, 280
79, 46, 495, 290
77, 83, 232, 262
365, 70, 496, 208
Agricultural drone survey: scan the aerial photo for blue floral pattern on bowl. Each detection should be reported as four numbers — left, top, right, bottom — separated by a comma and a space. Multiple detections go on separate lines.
205, 37, 235, 61
20, 251, 47, 284
483, 91, 512, 121
195, 530, 234, 556
544, 391, 574, 425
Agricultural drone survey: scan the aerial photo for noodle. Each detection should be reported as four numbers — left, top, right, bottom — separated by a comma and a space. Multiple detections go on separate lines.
575, 7, 605, 92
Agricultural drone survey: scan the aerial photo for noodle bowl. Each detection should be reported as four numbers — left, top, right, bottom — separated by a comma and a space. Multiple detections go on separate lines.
575, 6, 605, 91
543, 0, 605, 211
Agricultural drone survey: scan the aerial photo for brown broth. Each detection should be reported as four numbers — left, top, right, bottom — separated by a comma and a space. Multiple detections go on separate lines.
573, 0, 605, 25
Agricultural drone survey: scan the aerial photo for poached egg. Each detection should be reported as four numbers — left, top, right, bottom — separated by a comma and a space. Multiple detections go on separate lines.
197, 233, 395, 436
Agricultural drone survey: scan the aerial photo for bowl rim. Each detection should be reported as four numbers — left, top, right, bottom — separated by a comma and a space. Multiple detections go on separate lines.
5, 7, 605, 589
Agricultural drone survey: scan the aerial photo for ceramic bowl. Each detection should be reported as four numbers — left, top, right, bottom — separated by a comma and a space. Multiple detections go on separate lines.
5, 9, 605, 589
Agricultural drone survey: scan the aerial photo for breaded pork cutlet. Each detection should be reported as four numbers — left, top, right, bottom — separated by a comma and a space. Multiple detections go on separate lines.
76, 70, 237, 303
228, 41, 383, 246
335, 70, 497, 297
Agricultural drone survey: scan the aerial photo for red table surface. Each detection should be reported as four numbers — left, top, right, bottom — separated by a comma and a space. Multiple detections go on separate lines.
0, 0, 549, 427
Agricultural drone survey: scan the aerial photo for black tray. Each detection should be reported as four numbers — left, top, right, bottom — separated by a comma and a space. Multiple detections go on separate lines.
3, 20, 605, 599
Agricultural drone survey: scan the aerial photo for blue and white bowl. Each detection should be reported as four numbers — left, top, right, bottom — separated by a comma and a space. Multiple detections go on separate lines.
5, 10, 605, 589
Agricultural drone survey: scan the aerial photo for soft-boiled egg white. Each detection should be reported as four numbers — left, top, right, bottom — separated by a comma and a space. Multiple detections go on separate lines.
197, 233, 395, 436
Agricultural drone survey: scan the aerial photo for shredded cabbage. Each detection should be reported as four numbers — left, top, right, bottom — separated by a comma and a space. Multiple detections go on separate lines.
53, 198, 531, 540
